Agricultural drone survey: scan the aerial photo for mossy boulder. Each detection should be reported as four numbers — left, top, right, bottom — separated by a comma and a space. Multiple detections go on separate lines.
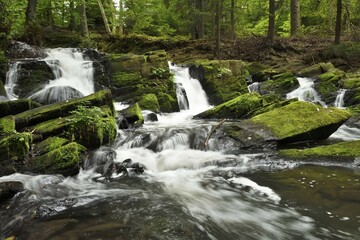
118, 103, 144, 129
26, 142, 86, 175
188, 60, 249, 105
138, 93, 160, 112
258, 72, 299, 97
314, 72, 341, 104
0, 99, 41, 118
157, 92, 178, 113
33, 137, 69, 156
246, 101, 351, 144
298, 62, 336, 77
109, 51, 179, 113
0, 116, 15, 136
14, 90, 114, 130
11, 60, 55, 98
194, 93, 264, 119
279, 140, 360, 162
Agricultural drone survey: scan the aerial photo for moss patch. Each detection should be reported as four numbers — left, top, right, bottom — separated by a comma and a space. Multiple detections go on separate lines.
0, 132, 32, 161
249, 101, 351, 140
119, 103, 144, 128
0, 116, 15, 136
195, 93, 264, 119
279, 140, 360, 160
138, 93, 160, 112
0, 99, 41, 118
298, 62, 336, 77
260, 72, 299, 96
33, 137, 69, 156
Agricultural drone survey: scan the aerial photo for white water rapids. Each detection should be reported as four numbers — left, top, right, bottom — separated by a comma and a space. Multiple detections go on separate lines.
1, 65, 357, 239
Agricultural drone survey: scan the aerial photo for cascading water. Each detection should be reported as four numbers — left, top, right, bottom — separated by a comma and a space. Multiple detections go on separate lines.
286, 77, 326, 107
5, 48, 95, 103
0, 66, 358, 239
334, 89, 347, 109
247, 82, 260, 93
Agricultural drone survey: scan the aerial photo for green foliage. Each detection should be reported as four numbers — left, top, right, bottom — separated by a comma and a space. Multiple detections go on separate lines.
150, 67, 172, 79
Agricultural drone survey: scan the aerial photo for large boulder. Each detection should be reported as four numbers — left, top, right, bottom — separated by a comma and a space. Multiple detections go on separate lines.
246, 101, 350, 144
194, 93, 265, 119
258, 72, 299, 97
29, 86, 84, 105
117, 103, 144, 129
209, 101, 351, 152
298, 62, 336, 77
279, 140, 360, 162
188, 60, 249, 105
109, 50, 179, 113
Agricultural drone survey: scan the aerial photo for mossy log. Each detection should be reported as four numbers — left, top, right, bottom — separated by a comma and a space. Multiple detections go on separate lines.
0, 99, 41, 118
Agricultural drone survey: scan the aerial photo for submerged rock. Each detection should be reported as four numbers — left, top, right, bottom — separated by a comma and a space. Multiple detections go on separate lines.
0, 181, 24, 202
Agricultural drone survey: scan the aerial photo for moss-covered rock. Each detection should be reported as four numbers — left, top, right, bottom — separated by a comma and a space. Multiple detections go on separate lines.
315, 72, 341, 103
0, 116, 15, 136
138, 93, 160, 112
259, 72, 299, 97
321, 42, 360, 69
298, 62, 336, 77
157, 92, 178, 113
247, 101, 351, 143
279, 140, 360, 161
118, 103, 144, 129
33, 137, 69, 156
0, 99, 41, 118
15, 90, 114, 130
188, 60, 249, 105
109, 51, 179, 113
0, 132, 32, 162
194, 93, 264, 119
27, 142, 86, 175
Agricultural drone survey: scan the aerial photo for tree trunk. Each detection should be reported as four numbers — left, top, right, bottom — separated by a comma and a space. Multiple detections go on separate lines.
109, 0, 117, 35
97, 0, 112, 35
215, 0, 221, 58
45, 0, 54, 28
80, 0, 89, 37
335, 0, 342, 44
230, 0, 235, 39
267, 0, 276, 43
119, 0, 124, 35
290, 0, 300, 36
192, 0, 204, 39
68, 0, 75, 30
25, 0, 38, 27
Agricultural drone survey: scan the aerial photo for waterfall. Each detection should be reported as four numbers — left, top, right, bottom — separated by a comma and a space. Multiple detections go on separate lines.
334, 89, 347, 109
286, 77, 326, 107
248, 82, 260, 93
4, 62, 19, 100
5, 48, 95, 104
169, 63, 210, 114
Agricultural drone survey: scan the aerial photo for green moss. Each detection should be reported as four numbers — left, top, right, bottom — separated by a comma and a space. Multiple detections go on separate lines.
195, 93, 264, 119
298, 62, 336, 77
112, 72, 143, 87
316, 72, 341, 100
260, 72, 299, 96
29, 142, 86, 173
0, 116, 15, 135
157, 92, 178, 113
138, 93, 160, 112
249, 101, 351, 139
322, 42, 360, 63
342, 77, 360, 89
120, 103, 144, 127
15, 90, 114, 130
0, 99, 41, 118
34, 137, 69, 155
279, 140, 360, 160
0, 132, 32, 161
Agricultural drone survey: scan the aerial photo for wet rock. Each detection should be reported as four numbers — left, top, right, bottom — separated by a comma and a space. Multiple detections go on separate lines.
0, 181, 24, 202
138, 93, 160, 112
0, 99, 41, 118
144, 112, 158, 122
258, 72, 299, 97
29, 86, 84, 105
0, 96, 9, 102
298, 62, 336, 77
7, 41, 46, 59
117, 103, 144, 129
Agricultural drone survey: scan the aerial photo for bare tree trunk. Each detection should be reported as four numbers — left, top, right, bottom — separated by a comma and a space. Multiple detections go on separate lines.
45, 0, 54, 28
267, 0, 276, 43
230, 0, 235, 39
68, 0, 75, 30
335, 0, 342, 44
80, 0, 89, 37
290, 0, 300, 36
97, 0, 111, 35
25, 0, 38, 27
215, 0, 221, 58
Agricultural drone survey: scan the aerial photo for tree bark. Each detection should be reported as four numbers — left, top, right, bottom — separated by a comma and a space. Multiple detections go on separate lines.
25, 0, 38, 27
335, 0, 342, 44
215, 0, 221, 58
45, 0, 54, 28
97, 0, 112, 35
230, 0, 235, 39
80, 0, 89, 37
290, 0, 300, 36
192, 0, 204, 39
267, 0, 276, 43
68, 0, 75, 30
119, 0, 124, 35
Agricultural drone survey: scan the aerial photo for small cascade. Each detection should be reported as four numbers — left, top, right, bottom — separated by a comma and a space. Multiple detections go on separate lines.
286, 77, 326, 106
169, 63, 210, 114
30, 48, 95, 103
4, 62, 19, 99
334, 89, 347, 109
175, 83, 189, 110
5, 48, 95, 104
247, 82, 260, 93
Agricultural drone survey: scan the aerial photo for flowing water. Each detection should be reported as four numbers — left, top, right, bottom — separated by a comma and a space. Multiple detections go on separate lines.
5, 48, 95, 103
247, 82, 260, 93
1, 66, 360, 239
334, 89, 347, 109
286, 77, 326, 107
